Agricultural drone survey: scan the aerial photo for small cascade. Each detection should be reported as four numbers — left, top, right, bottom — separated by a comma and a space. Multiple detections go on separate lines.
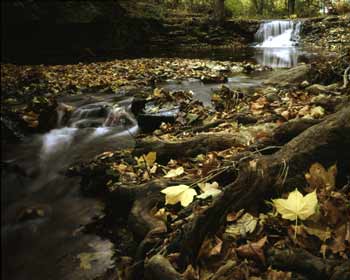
255, 20, 301, 48
254, 20, 301, 68
36, 100, 138, 181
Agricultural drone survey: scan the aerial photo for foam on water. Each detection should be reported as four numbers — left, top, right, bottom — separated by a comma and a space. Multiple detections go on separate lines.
41, 127, 77, 156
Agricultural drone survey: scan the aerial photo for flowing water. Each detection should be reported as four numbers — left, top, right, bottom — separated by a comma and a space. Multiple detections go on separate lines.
2, 94, 138, 280
162, 20, 308, 96
254, 20, 302, 68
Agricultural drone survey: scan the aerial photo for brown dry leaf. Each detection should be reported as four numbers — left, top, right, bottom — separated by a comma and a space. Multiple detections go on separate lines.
183, 264, 199, 280
329, 223, 350, 254
198, 236, 222, 259
23, 111, 39, 128
209, 236, 223, 257
236, 236, 267, 264
322, 199, 342, 226
201, 153, 219, 177
226, 209, 245, 222
305, 162, 337, 191
302, 225, 332, 242
266, 267, 292, 280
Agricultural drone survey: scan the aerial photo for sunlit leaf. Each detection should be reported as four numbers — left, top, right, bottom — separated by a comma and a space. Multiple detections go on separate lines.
161, 184, 197, 207
137, 152, 157, 167
272, 189, 318, 221
164, 166, 184, 178
197, 181, 222, 199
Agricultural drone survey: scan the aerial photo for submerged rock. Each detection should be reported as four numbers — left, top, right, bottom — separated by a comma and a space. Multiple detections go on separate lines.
137, 106, 180, 133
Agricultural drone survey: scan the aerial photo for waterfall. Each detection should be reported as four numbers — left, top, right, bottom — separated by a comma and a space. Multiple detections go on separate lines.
255, 20, 301, 48
254, 20, 301, 68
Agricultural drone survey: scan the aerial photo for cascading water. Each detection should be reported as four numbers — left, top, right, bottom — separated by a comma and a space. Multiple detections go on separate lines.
2, 95, 139, 280
254, 20, 301, 68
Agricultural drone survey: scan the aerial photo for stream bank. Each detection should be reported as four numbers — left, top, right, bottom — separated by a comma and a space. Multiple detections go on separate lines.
2, 13, 350, 280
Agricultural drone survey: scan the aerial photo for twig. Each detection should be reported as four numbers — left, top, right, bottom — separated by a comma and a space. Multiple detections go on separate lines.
189, 166, 230, 188
342, 66, 350, 89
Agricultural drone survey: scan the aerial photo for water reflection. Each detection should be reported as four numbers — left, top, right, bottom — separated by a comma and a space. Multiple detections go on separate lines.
254, 20, 301, 68
254, 47, 299, 68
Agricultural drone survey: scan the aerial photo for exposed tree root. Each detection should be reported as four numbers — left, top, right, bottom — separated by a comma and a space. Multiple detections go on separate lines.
144, 255, 183, 280
134, 132, 248, 162
268, 247, 350, 280
109, 107, 350, 279
161, 106, 350, 270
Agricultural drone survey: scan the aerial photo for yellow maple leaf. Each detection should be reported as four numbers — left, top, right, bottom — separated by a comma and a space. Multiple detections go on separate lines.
272, 189, 318, 221
137, 152, 157, 167
161, 184, 197, 207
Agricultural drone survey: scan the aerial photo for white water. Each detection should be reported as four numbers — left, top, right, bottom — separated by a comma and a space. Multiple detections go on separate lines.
36, 100, 139, 186
2, 98, 138, 279
254, 20, 301, 68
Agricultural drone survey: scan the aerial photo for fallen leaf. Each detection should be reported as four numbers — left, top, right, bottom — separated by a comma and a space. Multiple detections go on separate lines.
302, 225, 331, 242
272, 189, 318, 221
164, 166, 184, 178
310, 106, 325, 118
329, 223, 350, 254
137, 152, 157, 167
225, 212, 258, 238
305, 162, 337, 191
197, 181, 222, 199
236, 236, 267, 264
161, 184, 197, 207
183, 264, 199, 280
198, 236, 222, 259
154, 208, 167, 221
266, 268, 292, 280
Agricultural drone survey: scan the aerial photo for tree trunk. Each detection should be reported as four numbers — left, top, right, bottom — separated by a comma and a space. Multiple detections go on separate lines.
214, 0, 225, 22
288, 0, 296, 14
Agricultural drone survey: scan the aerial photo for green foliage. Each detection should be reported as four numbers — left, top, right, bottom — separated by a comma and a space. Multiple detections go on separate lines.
128, 0, 350, 18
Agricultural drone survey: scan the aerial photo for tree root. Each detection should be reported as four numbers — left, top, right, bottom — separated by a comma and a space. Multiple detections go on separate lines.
166, 107, 350, 269
108, 107, 350, 279
134, 132, 248, 162
268, 247, 350, 280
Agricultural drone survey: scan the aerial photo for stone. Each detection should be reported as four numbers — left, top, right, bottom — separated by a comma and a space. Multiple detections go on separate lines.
306, 83, 339, 94
265, 64, 311, 85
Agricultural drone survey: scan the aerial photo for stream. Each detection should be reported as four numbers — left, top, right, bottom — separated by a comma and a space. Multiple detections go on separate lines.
2, 20, 313, 280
